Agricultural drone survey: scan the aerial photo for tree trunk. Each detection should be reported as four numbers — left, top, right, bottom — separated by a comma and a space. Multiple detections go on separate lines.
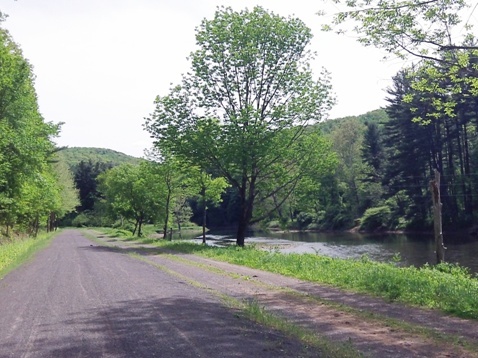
137, 217, 143, 237
236, 216, 247, 247
202, 203, 207, 244
48, 212, 56, 232
430, 169, 445, 264
462, 123, 473, 217
32, 216, 39, 237
236, 177, 255, 246
177, 221, 182, 239
163, 190, 171, 240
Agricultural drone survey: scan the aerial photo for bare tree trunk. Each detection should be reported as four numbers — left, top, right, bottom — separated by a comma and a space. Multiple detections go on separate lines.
137, 217, 143, 237
163, 190, 171, 240
176, 221, 182, 239
430, 169, 445, 264
199, 184, 207, 244
48, 212, 56, 232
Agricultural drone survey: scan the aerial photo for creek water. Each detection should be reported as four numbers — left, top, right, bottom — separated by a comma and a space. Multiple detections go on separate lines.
191, 230, 478, 274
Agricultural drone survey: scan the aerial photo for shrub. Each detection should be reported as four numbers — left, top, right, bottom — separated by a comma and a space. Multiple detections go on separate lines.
360, 206, 391, 231
71, 213, 91, 227
296, 212, 315, 230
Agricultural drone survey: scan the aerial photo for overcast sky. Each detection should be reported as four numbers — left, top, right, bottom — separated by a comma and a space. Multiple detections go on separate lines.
1, 0, 403, 158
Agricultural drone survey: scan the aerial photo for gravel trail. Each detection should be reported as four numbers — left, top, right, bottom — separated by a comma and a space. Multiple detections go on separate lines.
0, 230, 315, 358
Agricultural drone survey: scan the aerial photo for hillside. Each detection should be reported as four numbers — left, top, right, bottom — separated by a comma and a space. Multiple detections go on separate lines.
58, 147, 143, 169
318, 108, 389, 133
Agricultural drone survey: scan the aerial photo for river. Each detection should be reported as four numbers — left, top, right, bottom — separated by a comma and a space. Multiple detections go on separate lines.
192, 230, 478, 274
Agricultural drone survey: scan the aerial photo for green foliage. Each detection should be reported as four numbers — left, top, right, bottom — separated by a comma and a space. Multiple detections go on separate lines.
70, 211, 111, 228
73, 160, 114, 212
160, 242, 478, 319
321, 0, 472, 61
142, 152, 197, 238
51, 156, 80, 217
145, 6, 335, 245
0, 27, 64, 235
359, 206, 391, 231
60, 147, 142, 170
71, 213, 91, 227
98, 162, 167, 236
317, 0, 478, 232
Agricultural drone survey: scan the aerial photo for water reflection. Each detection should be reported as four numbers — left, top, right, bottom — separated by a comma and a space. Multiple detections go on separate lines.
200, 230, 478, 274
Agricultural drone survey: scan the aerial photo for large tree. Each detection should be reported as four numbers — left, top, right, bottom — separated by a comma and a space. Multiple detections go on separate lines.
145, 6, 334, 246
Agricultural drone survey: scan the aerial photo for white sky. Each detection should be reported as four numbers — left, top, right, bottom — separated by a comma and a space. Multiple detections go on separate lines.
1, 0, 404, 158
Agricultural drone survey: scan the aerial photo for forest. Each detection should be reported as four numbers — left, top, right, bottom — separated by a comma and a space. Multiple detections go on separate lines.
1, 3, 478, 246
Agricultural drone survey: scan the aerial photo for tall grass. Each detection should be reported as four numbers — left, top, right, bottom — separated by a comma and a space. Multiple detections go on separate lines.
0, 232, 56, 277
157, 241, 478, 319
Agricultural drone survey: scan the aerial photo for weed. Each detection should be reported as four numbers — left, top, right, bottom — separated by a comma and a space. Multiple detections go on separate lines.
0, 231, 57, 278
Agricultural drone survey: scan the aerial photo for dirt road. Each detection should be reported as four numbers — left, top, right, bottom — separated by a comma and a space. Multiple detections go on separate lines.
1, 229, 478, 357
0, 230, 313, 357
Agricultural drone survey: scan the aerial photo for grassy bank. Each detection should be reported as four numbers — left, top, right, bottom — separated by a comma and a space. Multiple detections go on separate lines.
0, 232, 57, 278
156, 241, 478, 320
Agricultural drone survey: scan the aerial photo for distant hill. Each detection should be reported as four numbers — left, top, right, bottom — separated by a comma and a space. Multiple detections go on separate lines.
318, 108, 389, 134
58, 147, 143, 169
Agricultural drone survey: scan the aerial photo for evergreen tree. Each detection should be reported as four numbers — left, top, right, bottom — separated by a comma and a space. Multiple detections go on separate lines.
73, 160, 112, 212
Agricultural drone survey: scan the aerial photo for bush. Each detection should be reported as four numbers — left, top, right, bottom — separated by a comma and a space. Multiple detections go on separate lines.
360, 206, 391, 231
296, 212, 315, 230
71, 211, 114, 227
71, 213, 91, 227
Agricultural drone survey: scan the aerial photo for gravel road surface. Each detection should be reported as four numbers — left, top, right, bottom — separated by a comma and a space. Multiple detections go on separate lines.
0, 230, 313, 358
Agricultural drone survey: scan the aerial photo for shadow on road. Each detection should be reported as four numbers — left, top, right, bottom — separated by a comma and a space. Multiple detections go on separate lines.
80, 244, 163, 257
16, 296, 312, 358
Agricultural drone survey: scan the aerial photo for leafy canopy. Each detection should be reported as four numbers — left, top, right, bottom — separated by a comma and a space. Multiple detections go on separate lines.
145, 6, 335, 245
321, 0, 475, 61
321, 0, 478, 124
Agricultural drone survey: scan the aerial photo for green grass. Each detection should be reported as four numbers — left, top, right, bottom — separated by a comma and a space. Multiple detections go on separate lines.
149, 241, 478, 320
0, 232, 57, 278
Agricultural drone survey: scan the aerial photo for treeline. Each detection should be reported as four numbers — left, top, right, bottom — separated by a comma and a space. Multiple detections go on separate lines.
308, 53, 478, 233
0, 24, 78, 238
68, 98, 477, 238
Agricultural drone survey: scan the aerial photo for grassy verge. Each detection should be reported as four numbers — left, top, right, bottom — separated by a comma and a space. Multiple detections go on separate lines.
0, 231, 58, 278
158, 241, 478, 320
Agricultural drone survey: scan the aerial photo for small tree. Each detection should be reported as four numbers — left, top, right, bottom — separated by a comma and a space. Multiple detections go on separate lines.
188, 167, 229, 244
98, 162, 166, 236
